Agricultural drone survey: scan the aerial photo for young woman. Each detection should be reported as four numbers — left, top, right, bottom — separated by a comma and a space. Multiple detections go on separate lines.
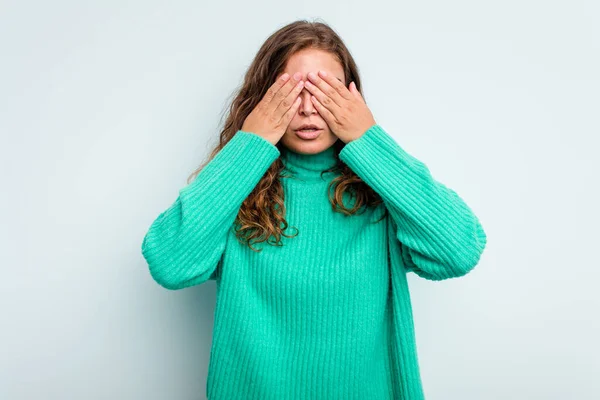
141, 19, 487, 400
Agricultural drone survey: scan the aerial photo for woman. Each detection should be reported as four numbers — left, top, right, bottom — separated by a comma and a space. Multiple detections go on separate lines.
141, 19, 487, 400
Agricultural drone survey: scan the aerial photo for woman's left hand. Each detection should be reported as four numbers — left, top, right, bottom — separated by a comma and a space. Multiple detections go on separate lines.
305, 70, 377, 143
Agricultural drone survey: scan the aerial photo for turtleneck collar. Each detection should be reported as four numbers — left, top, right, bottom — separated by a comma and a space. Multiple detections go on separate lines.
280, 144, 339, 181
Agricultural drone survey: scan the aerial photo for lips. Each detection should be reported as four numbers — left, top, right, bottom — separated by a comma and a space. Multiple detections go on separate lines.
296, 124, 322, 131
295, 127, 323, 140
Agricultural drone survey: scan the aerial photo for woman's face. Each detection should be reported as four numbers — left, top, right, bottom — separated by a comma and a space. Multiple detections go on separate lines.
277, 48, 346, 155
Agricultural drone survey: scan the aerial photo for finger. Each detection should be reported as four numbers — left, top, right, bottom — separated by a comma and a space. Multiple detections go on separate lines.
306, 71, 345, 108
281, 96, 303, 127
260, 73, 290, 108
268, 72, 302, 111
305, 78, 342, 114
310, 95, 336, 126
317, 70, 353, 101
274, 79, 304, 122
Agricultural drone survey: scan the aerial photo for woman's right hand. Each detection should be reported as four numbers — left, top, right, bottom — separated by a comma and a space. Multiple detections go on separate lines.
241, 72, 305, 145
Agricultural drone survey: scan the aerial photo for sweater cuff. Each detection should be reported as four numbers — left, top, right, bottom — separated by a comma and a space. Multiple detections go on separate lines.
339, 124, 422, 174
181, 130, 280, 198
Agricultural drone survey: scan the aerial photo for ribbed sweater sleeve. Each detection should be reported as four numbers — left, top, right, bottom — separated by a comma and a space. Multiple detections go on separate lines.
141, 131, 280, 290
338, 124, 487, 281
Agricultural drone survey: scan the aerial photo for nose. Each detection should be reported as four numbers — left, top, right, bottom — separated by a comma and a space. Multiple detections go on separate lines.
298, 87, 316, 116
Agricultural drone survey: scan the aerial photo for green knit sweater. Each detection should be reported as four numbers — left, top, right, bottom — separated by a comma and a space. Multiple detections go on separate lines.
141, 124, 487, 400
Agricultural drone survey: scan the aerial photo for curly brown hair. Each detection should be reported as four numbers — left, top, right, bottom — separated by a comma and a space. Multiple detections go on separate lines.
188, 19, 387, 252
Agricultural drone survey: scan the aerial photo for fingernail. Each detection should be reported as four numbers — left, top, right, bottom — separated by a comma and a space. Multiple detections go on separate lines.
293, 72, 302, 81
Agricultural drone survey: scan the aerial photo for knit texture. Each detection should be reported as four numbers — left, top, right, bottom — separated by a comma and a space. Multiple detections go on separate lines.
141, 124, 487, 399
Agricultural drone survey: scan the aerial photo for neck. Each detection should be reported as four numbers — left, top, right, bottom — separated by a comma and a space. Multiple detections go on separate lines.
280, 145, 339, 181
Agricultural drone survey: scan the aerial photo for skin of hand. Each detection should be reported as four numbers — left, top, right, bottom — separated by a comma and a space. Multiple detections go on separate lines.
304, 70, 377, 144
241, 72, 305, 145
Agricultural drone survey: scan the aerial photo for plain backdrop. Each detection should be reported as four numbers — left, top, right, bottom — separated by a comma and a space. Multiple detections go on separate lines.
1, 1, 599, 399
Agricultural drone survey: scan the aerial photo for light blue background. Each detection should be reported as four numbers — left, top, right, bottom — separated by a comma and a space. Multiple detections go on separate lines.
1, 1, 598, 399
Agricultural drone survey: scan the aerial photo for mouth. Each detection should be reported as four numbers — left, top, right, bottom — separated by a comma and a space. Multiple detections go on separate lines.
296, 128, 322, 133
295, 126, 323, 139
295, 124, 323, 132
